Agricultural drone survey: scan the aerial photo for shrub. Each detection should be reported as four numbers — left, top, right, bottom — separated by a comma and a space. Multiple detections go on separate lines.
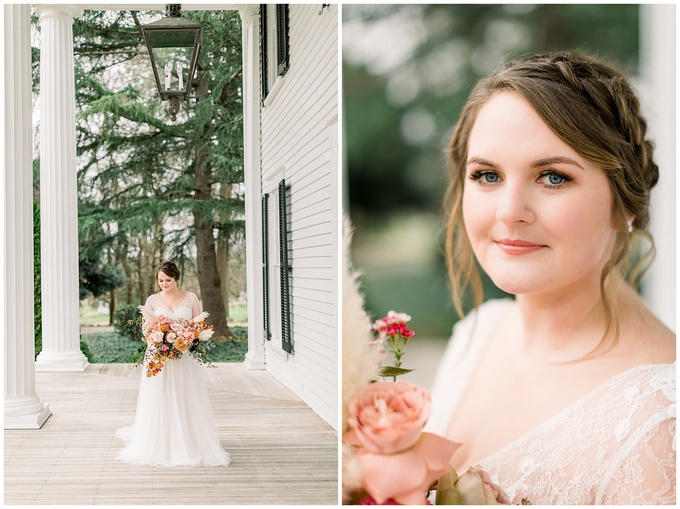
81, 332, 143, 363
80, 339, 95, 363
34, 201, 42, 358
114, 304, 143, 341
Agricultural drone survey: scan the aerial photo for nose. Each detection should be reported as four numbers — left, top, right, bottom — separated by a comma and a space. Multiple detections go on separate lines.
495, 182, 534, 225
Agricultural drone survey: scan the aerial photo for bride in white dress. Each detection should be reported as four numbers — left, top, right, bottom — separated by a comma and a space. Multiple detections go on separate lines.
116, 261, 231, 467
426, 52, 675, 504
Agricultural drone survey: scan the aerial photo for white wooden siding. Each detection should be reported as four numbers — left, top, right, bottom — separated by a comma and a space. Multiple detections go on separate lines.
259, 4, 338, 429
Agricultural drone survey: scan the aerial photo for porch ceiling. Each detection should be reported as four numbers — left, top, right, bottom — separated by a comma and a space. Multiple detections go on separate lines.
77, 4, 242, 11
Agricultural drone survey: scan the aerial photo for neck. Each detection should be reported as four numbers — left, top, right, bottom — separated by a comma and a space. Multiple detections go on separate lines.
513, 274, 625, 363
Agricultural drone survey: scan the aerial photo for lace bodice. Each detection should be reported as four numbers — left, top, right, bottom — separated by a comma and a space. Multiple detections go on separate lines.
427, 299, 676, 504
145, 292, 201, 321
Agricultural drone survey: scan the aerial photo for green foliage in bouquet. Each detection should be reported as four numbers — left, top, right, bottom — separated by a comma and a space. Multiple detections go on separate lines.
379, 366, 414, 378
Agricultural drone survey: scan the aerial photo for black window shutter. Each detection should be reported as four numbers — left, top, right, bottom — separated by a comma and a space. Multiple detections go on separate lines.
259, 4, 268, 98
262, 194, 270, 341
278, 179, 293, 353
276, 4, 289, 76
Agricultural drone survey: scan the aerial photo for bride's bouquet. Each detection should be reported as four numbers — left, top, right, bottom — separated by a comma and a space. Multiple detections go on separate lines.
342, 217, 517, 505
136, 307, 215, 377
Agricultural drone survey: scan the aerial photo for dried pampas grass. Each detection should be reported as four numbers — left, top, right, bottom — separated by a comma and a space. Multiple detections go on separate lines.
342, 215, 382, 434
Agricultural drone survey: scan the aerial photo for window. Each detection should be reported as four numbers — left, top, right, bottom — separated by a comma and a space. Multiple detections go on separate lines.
260, 4, 290, 99
262, 194, 270, 341
278, 179, 293, 353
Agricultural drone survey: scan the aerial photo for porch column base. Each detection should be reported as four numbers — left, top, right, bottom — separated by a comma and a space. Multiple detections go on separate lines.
35, 351, 88, 372
243, 350, 266, 370
5, 395, 51, 429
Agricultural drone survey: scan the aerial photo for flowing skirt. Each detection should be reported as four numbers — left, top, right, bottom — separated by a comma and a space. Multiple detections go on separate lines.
116, 354, 231, 467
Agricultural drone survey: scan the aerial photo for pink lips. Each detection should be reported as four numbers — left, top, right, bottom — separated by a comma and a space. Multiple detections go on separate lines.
495, 238, 546, 255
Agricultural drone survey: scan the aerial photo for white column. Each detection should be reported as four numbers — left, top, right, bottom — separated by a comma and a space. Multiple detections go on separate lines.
240, 6, 266, 369
3, 4, 52, 429
640, 5, 676, 331
35, 4, 88, 371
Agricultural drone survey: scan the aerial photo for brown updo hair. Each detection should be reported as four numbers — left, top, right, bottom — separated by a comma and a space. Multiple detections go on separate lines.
156, 261, 181, 285
445, 51, 658, 351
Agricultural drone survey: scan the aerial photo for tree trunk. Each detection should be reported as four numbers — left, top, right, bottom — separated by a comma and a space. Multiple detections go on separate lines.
194, 209, 232, 339
109, 289, 116, 326
216, 229, 230, 320
136, 239, 146, 303
192, 73, 233, 340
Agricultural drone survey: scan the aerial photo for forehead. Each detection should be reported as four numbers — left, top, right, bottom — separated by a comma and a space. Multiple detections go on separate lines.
158, 271, 174, 279
468, 91, 587, 166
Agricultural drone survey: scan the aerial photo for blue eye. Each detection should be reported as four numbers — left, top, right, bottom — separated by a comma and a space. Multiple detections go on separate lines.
548, 173, 564, 185
469, 170, 501, 184
540, 171, 572, 187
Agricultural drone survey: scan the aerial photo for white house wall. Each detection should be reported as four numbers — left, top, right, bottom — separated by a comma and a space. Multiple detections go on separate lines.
260, 4, 338, 429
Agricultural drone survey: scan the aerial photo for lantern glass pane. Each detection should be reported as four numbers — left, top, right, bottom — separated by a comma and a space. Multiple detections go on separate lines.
146, 29, 197, 49
151, 45, 193, 93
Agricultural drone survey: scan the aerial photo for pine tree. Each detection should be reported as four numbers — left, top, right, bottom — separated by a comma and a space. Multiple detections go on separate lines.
33, 9, 245, 338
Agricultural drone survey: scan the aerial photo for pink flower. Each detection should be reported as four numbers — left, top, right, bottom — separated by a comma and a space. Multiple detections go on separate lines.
386, 310, 411, 323
372, 313, 415, 341
148, 331, 164, 345
344, 381, 461, 505
346, 382, 430, 454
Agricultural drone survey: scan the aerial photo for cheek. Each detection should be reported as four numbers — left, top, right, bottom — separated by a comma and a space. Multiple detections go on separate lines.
462, 187, 495, 243
541, 189, 615, 260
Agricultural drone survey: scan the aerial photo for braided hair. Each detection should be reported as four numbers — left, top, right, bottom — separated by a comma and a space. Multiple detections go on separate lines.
156, 261, 181, 283
445, 51, 658, 351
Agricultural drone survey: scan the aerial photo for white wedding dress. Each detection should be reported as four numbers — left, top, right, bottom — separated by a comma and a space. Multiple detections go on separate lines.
116, 292, 231, 467
427, 299, 675, 504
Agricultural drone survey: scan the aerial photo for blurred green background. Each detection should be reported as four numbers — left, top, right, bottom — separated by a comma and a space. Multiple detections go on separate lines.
343, 4, 640, 339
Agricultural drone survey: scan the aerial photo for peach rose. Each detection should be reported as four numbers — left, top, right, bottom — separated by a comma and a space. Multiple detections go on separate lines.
356, 432, 461, 504
343, 381, 461, 505
148, 331, 164, 345
346, 381, 430, 454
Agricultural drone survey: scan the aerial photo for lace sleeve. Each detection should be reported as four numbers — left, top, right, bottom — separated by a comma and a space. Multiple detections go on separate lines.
190, 292, 202, 319
144, 295, 155, 312
598, 413, 676, 504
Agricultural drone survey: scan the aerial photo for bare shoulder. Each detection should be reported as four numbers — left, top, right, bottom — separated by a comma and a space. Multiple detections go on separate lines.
644, 320, 676, 363
621, 296, 676, 364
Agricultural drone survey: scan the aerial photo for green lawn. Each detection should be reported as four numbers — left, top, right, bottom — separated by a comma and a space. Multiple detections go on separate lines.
228, 304, 247, 322
79, 304, 110, 326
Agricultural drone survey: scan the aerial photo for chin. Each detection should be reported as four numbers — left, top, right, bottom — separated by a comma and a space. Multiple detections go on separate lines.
484, 268, 553, 296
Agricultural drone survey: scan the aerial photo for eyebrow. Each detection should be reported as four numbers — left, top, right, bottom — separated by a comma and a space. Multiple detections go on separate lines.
465, 156, 584, 171
531, 157, 584, 170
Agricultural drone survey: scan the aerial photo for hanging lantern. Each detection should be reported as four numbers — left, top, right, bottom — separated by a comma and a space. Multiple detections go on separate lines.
141, 4, 202, 121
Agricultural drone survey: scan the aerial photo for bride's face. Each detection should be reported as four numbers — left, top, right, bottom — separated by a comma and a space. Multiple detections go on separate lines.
158, 271, 178, 293
462, 92, 617, 297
